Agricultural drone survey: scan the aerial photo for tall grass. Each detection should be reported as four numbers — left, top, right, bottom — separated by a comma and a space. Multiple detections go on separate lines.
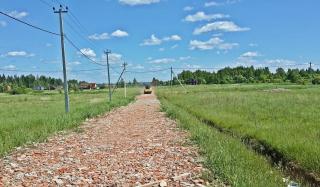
160, 98, 285, 187
158, 84, 320, 185
0, 88, 139, 156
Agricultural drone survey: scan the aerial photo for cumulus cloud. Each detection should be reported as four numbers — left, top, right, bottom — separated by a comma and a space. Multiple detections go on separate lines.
8, 11, 28, 19
78, 48, 96, 58
88, 33, 110, 40
163, 35, 182, 41
265, 59, 296, 66
179, 56, 192, 61
148, 58, 176, 64
147, 56, 192, 64
2, 51, 35, 57
204, 1, 220, 7
119, 0, 160, 6
184, 12, 229, 22
101, 53, 123, 64
141, 34, 182, 46
240, 51, 260, 58
193, 21, 250, 35
205, 0, 241, 7
111, 29, 129, 37
2, 65, 16, 70
140, 34, 162, 46
189, 37, 238, 50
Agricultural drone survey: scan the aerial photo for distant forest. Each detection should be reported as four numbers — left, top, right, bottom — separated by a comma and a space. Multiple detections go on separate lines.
154, 66, 320, 85
0, 74, 139, 93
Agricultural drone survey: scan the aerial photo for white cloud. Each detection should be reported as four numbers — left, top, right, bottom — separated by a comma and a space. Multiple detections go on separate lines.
148, 58, 176, 64
119, 0, 160, 6
190, 37, 238, 50
102, 53, 123, 64
205, 1, 220, 7
249, 43, 258, 47
3, 51, 35, 57
240, 51, 260, 58
78, 48, 96, 58
8, 11, 28, 19
179, 56, 192, 61
88, 33, 110, 40
194, 21, 250, 35
185, 12, 229, 22
132, 64, 145, 69
265, 59, 296, 66
141, 34, 182, 46
185, 64, 201, 69
183, 6, 194, 11
2, 65, 16, 70
205, 0, 241, 7
111, 29, 129, 37
163, 35, 182, 41
140, 34, 162, 46
171, 44, 178, 49
0, 21, 7, 27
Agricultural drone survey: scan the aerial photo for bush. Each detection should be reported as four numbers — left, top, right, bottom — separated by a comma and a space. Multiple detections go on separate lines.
312, 76, 320, 85
9, 87, 29, 95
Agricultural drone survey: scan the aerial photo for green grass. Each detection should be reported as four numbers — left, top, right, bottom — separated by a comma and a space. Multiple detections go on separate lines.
0, 88, 139, 156
160, 98, 285, 187
158, 84, 320, 186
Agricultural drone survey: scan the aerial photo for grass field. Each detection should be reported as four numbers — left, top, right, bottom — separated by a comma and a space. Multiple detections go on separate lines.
0, 88, 139, 156
158, 84, 320, 186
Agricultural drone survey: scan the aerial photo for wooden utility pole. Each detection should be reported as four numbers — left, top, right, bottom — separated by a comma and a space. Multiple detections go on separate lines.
104, 50, 112, 102
123, 62, 127, 98
170, 66, 173, 88
54, 5, 69, 113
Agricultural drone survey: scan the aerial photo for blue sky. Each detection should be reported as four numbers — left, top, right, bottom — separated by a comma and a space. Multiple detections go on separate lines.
1, 0, 320, 83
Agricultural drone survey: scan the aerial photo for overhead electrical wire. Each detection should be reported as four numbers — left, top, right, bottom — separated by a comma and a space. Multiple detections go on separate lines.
64, 35, 107, 67
0, 11, 60, 36
39, 0, 54, 8
0, 68, 105, 73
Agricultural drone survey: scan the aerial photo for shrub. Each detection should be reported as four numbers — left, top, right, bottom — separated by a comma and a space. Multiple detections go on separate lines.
9, 87, 29, 95
312, 76, 320, 85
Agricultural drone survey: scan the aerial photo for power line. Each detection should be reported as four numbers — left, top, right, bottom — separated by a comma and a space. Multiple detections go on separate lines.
126, 68, 170, 74
0, 11, 60, 36
39, 0, 54, 8
64, 35, 107, 67
0, 68, 105, 73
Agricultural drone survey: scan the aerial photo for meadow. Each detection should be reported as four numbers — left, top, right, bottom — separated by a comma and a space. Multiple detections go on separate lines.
158, 84, 320, 186
0, 88, 139, 156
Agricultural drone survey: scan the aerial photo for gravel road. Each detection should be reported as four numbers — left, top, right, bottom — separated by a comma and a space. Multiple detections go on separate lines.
0, 94, 211, 186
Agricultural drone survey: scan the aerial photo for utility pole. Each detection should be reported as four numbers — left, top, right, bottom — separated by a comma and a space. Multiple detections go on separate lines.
170, 66, 173, 88
123, 62, 127, 98
104, 50, 112, 102
54, 5, 69, 113
310, 62, 312, 69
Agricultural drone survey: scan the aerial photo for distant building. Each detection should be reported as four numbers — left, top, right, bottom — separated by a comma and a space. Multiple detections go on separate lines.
80, 83, 97, 90
33, 86, 45, 91
186, 78, 198, 85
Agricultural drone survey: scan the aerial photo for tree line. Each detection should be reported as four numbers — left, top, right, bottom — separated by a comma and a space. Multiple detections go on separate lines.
152, 66, 320, 85
0, 74, 140, 94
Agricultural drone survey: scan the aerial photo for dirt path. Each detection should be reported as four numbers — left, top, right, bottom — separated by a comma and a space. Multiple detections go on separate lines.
0, 94, 209, 186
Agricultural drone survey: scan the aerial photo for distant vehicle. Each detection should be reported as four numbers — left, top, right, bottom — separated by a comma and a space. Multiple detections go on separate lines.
144, 85, 152, 94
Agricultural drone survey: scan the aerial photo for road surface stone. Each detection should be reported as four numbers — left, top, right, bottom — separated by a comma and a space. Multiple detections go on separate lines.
0, 94, 214, 186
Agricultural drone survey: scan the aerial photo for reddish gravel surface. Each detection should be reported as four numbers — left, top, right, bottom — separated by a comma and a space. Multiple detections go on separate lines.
0, 94, 214, 186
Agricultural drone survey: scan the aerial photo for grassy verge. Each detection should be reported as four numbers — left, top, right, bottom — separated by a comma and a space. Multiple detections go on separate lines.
160, 98, 286, 187
158, 84, 320, 178
0, 88, 140, 156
